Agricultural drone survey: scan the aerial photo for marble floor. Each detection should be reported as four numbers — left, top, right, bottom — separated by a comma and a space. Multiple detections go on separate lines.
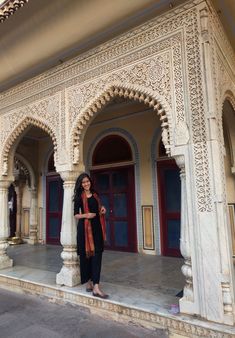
4, 244, 185, 314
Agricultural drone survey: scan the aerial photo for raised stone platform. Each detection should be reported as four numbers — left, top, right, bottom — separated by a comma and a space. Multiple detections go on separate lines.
0, 245, 234, 338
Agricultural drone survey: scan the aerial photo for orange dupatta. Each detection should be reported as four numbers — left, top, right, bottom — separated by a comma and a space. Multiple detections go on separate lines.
81, 191, 106, 257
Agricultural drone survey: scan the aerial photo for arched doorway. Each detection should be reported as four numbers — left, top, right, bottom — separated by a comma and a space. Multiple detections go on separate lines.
91, 135, 137, 252
46, 152, 63, 245
157, 139, 181, 257
223, 99, 235, 260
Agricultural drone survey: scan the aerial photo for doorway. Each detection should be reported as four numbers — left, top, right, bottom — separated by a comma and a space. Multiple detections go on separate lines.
157, 160, 181, 257
90, 134, 137, 252
92, 166, 137, 252
46, 152, 63, 245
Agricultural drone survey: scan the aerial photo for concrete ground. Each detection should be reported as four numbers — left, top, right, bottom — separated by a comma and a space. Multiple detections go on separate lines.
0, 288, 167, 338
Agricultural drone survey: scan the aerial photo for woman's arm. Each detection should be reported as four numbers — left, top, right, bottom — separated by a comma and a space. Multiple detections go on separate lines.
74, 212, 96, 220
100, 206, 106, 214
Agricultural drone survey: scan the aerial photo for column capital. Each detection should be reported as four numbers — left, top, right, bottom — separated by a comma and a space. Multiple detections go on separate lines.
174, 154, 185, 177
0, 179, 13, 189
59, 170, 79, 183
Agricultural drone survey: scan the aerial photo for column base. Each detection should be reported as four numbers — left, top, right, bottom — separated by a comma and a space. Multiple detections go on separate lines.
179, 297, 197, 315
56, 265, 80, 287
28, 238, 38, 245
0, 240, 13, 269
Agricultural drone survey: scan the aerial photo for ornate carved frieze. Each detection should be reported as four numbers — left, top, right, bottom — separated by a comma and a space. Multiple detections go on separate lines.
0, 0, 29, 23
0, 1, 199, 108
0, 0, 229, 214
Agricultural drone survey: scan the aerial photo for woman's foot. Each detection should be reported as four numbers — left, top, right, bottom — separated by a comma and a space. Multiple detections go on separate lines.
86, 280, 93, 292
92, 284, 109, 299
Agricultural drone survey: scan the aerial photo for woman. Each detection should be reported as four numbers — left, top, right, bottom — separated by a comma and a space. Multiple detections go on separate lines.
74, 172, 108, 299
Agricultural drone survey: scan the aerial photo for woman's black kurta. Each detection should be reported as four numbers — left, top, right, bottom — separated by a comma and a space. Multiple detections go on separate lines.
74, 195, 104, 284
74, 195, 104, 255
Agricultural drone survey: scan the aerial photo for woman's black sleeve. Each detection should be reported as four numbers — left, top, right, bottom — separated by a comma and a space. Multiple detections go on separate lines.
74, 198, 82, 215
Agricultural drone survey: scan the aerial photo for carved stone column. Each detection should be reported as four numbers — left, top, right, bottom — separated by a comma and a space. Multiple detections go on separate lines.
28, 188, 38, 244
0, 180, 13, 269
15, 181, 23, 238
56, 171, 80, 287
175, 155, 194, 313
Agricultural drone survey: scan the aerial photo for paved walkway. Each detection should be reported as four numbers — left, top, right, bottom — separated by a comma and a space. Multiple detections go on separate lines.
0, 288, 167, 338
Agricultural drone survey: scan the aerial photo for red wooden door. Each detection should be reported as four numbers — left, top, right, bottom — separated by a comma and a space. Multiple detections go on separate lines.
157, 160, 181, 257
91, 166, 137, 252
46, 175, 63, 245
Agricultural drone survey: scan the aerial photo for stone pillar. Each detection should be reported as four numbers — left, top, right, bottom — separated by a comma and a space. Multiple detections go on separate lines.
175, 155, 194, 314
15, 181, 23, 238
194, 5, 235, 325
0, 180, 13, 269
28, 188, 38, 244
56, 171, 80, 287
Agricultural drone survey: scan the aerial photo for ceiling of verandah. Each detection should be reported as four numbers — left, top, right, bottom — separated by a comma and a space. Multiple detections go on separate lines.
0, 0, 234, 92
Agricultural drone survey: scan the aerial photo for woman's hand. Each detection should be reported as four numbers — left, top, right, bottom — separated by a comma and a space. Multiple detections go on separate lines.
100, 206, 106, 215
86, 212, 96, 219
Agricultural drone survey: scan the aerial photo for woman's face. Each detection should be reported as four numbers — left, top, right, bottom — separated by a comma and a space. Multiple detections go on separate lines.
81, 177, 91, 192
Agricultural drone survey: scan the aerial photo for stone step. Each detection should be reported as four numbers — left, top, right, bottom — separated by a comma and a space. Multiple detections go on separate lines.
0, 270, 234, 338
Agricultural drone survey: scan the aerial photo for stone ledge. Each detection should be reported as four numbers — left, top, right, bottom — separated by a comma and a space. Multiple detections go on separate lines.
0, 274, 234, 338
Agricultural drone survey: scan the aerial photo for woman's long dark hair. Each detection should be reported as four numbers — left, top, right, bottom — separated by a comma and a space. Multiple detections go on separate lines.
73, 173, 95, 202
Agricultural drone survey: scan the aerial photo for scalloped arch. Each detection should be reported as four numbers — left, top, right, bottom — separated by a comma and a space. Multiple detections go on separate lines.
221, 90, 235, 113
2, 116, 58, 175
71, 84, 172, 164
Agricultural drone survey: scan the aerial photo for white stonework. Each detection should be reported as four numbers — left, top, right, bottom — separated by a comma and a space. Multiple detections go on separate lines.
56, 171, 80, 287
0, 180, 13, 268
0, 0, 234, 326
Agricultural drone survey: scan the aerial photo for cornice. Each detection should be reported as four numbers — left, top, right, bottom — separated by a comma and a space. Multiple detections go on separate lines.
0, 0, 28, 23
0, 0, 201, 108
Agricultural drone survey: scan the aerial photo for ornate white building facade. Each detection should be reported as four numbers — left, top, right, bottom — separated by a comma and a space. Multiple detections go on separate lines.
0, 0, 235, 328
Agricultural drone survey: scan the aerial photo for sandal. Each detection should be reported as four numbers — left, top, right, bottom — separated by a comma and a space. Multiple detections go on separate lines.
92, 292, 109, 299
86, 286, 93, 292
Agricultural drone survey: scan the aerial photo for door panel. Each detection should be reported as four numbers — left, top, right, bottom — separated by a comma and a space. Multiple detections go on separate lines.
46, 175, 63, 245
157, 160, 181, 257
92, 166, 137, 252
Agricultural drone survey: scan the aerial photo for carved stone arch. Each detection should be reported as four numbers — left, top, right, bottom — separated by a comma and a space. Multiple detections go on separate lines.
14, 153, 36, 189
1, 116, 58, 176
70, 83, 173, 165
221, 90, 235, 113
221, 91, 235, 168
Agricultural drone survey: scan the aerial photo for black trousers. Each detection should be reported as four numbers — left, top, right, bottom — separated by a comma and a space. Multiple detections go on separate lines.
79, 252, 103, 285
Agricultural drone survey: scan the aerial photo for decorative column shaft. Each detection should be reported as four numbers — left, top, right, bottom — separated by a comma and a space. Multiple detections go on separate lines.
175, 155, 194, 313
28, 188, 38, 244
0, 180, 13, 268
56, 171, 80, 287
15, 182, 23, 237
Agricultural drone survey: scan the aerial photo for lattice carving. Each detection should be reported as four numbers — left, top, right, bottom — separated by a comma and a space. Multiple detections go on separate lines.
1, 117, 57, 175
71, 85, 170, 164
0, 0, 29, 23
0, 1, 225, 213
